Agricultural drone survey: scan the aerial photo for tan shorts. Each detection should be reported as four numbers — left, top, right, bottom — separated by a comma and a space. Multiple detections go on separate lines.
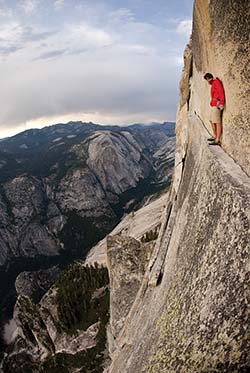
210, 106, 221, 124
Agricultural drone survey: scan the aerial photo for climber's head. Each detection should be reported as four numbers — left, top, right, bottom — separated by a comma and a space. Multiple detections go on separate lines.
204, 72, 214, 85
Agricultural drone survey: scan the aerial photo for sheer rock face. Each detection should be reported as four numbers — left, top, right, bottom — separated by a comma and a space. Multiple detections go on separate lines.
108, 117, 250, 373
106, 235, 153, 341
191, 0, 250, 176
179, 40, 192, 109
5, 176, 45, 226
0, 126, 175, 267
107, 1, 250, 372
0, 193, 14, 266
56, 167, 113, 218
87, 131, 148, 195
1, 176, 61, 264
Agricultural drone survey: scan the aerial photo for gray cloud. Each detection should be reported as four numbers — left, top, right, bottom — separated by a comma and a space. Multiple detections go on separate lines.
0, 44, 22, 54
35, 48, 66, 60
0, 22, 58, 56
20, 0, 40, 15
24, 28, 57, 42
0, 49, 179, 130
0, 1, 192, 138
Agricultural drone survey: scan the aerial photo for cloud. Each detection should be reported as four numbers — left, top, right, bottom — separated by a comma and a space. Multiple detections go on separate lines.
0, 21, 24, 52
109, 8, 135, 23
176, 19, 192, 37
0, 22, 57, 56
26, 22, 114, 62
68, 23, 113, 48
54, 0, 65, 11
25, 29, 57, 42
20, 0, 39, 15
35, 49, 66, 60
0, 46, 179, 133
0, 1, 193, 137
0, 4, 12, 18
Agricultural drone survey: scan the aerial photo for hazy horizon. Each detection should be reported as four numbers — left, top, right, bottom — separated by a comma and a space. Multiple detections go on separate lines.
0, 0, 193, 138
0, 118, 177, 140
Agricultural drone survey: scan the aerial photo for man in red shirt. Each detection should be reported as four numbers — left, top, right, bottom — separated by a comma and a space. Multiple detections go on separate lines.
204, 73, 225, 145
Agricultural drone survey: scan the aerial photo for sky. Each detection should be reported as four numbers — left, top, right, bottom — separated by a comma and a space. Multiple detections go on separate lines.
0, 0, 193, 138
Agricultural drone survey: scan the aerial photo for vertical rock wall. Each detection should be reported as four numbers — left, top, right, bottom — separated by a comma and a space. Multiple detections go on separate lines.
191, 0, 250, 176
107, 115, 250, 373
107, 1, 250, 372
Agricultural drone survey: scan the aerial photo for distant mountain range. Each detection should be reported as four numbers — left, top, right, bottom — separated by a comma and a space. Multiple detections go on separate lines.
0, 120, 175, 327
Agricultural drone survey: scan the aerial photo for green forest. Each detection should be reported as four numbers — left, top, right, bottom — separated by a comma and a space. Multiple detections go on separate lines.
41, 262, 110, 372
56, 262, 109, 333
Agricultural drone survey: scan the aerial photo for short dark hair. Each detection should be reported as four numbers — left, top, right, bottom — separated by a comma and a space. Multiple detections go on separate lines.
204, 73, 213, 80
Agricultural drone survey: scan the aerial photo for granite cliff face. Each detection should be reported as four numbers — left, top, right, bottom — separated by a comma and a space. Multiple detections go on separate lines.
191, 0, 250, 175
0, 122, 175, 367
0, 122, 174, 269
106, 1, 250, 372
1, 190, 168, 372
2, 1, 249, 371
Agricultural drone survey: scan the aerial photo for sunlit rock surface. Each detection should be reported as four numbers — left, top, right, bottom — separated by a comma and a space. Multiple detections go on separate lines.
107, 1, 250, 371
0, 123, 175, 267
191, 0, 250, 175
85, 192, 168, 266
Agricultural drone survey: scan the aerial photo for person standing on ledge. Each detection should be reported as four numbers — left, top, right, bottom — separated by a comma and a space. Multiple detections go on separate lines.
204, 73, 225, 146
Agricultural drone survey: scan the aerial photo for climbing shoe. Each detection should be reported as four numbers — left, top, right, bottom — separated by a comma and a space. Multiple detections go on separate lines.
209, 140, 221, 146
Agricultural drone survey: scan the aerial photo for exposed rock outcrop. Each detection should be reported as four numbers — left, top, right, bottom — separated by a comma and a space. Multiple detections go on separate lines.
107, 116, 250, 373
0, 122, 175, 369
191, 0, 250, 176
87, 131, 149, 195
3, 1, 249, 371
15, 267, 61, 303
85, 192, 168, 266
106, 236, 154, 344
106, 1, 250, 372
0, 123, 175, 268
3, 265, 108, 372
14, 296, 55, 360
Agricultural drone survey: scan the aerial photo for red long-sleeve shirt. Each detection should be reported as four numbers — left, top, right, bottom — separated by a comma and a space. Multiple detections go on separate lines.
210, 78, 225, 106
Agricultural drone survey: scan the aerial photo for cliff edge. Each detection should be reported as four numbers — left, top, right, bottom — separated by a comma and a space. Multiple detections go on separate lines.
106, 1, 250, 372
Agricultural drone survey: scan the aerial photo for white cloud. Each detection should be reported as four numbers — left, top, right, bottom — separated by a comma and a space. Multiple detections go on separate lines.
20, 0, 39, 15
0, 22, 56, 56
54, 0, 65, 11
0, 2, 190, 137
125, 44, 153, 55
0, 45, 179, 134
68, 23, 113, 48
109, 8, 135, 23
176, 19, 192, 37
29, 22, 114, 61
0, 21, 24, 48
0, 5, 12, 18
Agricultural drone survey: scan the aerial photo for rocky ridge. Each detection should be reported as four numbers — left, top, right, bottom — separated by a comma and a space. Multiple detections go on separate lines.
0, 121, 175, 365
1, 191, 166, 372
0, 122, 175, 268
2, 1, 249, 371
